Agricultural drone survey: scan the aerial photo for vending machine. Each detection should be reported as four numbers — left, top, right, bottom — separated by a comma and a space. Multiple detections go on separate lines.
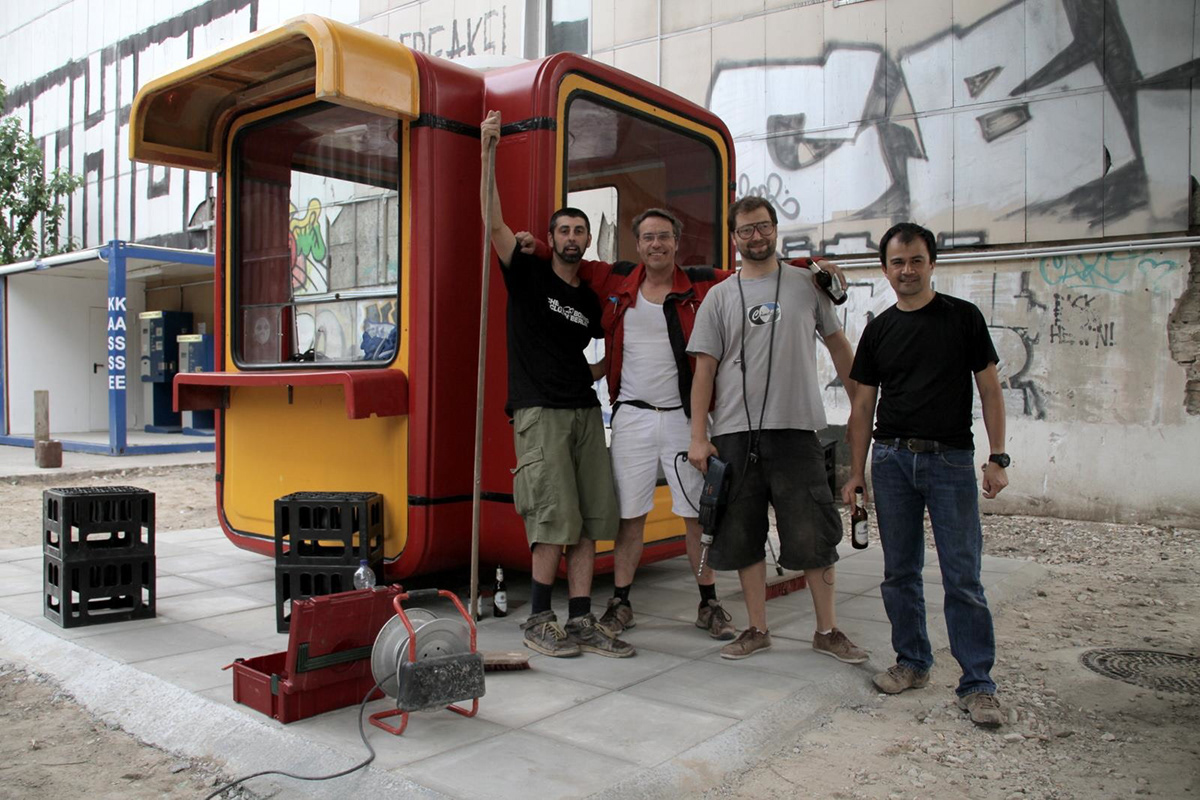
177, 332, 214, 435
139, 310, 192, 432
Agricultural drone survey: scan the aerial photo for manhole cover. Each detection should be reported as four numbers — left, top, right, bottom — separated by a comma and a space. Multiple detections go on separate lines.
1080, 648, 1200, 695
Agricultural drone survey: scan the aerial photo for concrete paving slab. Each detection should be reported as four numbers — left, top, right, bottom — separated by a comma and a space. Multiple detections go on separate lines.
189, 605, 281, 642
526, 692, 737, 767
474, 668, 608, 728
79, 619, 237, 662
624, 660, 810, 719
0, 591, 44, 620
528, 644, 688, 690
619, 615, 733, 659
134, 644, 252, 691
156, 574, 219, 598
156, 589, 269, 622
0, 568, 42, 597
186, 560, 277, 588
0, 544, 43, 562
404, 729, 633, 799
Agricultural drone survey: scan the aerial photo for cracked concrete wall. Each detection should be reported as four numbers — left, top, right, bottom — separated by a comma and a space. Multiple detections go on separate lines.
1168, 248, 1200, 416
821, 248, 1199, 526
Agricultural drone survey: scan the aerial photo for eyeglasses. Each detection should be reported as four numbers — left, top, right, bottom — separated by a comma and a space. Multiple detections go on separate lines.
734, 221, 776, 240
638, 232, 675, 244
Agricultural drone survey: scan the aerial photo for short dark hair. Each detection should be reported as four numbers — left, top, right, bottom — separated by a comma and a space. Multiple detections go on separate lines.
548, 207, 591, 235
728, 196, 778, 233
632, 208, 682, 240
879, 222, 937, 265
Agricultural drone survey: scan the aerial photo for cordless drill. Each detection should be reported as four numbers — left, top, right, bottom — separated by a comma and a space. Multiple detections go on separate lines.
696, 455, 731, 577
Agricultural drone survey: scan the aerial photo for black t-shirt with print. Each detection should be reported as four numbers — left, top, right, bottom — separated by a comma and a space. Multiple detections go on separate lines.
501, 246, 603, 414
850, 293, 998, 451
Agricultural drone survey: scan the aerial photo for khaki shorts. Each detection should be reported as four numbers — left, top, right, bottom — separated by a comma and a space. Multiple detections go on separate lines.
511, 406, 618, 546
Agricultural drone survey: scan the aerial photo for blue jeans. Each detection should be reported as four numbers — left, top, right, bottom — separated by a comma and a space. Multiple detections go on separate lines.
871, 443, 996, 697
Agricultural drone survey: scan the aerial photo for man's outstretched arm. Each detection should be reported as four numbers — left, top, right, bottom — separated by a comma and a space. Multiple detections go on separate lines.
480, 110, 516, 266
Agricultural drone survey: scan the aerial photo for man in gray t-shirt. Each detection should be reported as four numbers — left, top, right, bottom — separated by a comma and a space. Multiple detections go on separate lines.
687, 196, 868, 664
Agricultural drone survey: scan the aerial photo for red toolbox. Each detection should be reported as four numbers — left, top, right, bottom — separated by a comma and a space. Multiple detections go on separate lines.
230, 585, 402, 723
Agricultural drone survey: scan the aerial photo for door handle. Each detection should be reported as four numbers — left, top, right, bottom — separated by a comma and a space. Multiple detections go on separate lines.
93, 362, 104, 373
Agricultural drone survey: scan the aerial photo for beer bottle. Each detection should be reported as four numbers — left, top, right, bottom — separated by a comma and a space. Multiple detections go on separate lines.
851, 488, 869, 549
492, 566, 508, 617
812, 263, 848, 305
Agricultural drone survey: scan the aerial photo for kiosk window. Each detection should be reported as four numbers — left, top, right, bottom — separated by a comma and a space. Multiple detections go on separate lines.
233, 103, 401, 366
564, 95, 721, 268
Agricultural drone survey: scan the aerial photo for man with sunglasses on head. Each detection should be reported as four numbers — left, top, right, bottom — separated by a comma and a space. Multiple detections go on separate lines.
480, 110, 633, 659
687, 196, 867, 663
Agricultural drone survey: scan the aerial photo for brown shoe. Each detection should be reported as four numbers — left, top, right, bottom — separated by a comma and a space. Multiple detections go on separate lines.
565, 613, 636, 658
597, 597, 635, 636
720, 626, 771, 659
958, 692, 1004, 727
873, 663, 930, 694
812, 628, 869, 664
696, 599, 736, 640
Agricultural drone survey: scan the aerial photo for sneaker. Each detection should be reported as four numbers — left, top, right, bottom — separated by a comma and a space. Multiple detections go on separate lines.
565, 613, 636, 658
957, 692, 1004, 728
521, 610, 581, 658
873, 664, 931, 694
696, 599, 736, 640
597, 597, 635, 636
720, 626, 771, 659
812, 628, 869, 664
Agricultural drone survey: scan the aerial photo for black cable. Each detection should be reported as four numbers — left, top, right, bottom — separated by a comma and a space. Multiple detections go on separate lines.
203, 680, 384, 799
730, 263, 782, 506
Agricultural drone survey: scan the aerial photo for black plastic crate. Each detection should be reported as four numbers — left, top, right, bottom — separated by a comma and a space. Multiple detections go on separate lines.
43, 486, 155, 561
274, 492, 384, 566
44, 552, 156, 628
275, 562, 379, 633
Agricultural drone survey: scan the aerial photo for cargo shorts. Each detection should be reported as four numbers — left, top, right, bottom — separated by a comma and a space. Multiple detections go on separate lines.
511, 406, 619, 547
707, 429, 842, 572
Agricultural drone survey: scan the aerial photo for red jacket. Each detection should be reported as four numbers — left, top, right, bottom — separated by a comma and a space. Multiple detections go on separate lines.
579, 259, 730, 415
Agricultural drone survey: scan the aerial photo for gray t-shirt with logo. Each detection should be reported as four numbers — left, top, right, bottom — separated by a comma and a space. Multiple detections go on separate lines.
687, 263, 841, 437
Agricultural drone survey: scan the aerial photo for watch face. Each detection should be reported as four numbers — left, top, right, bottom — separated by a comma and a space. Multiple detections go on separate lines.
990, 453, 1011, 468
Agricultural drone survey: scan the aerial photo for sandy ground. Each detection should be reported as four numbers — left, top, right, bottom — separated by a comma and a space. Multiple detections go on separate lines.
2, 464, 1198, 799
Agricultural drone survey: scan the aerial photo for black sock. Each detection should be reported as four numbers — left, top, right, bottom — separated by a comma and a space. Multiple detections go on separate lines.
698, 582, 717, 607
568, 595, 591, 620
530, 579, 553, 615
613, 584, 631, 606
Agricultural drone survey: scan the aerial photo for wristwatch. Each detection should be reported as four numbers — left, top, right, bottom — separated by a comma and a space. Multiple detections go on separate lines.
987, 453, 1011, 468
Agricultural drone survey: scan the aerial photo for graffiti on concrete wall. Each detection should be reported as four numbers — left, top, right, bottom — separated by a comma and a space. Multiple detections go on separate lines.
288, 198, 330, 295
1039, 251, 1183, 295
391, 9, 510, 58
708, 0, 1200, 254
822, 250, 1185, 422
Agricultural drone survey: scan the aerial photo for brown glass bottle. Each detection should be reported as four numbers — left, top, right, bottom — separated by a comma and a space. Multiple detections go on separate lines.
851, 488, 869, 549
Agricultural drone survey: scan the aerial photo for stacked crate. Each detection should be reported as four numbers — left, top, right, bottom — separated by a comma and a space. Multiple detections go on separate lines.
274, 492, 384, 632
43, 486, 156, 628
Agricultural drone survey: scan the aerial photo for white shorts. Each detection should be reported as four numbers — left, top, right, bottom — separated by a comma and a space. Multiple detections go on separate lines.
609, 405, 703, 519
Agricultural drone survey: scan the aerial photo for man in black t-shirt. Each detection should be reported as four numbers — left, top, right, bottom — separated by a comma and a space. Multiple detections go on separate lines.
844, 222, 1010, 727
481, 110, 631, 659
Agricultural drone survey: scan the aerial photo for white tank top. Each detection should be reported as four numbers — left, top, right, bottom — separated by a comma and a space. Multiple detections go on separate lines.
617, 289, 679, 406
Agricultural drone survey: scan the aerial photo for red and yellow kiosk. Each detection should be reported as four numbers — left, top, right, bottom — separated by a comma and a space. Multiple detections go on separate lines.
129, 15, 734, 580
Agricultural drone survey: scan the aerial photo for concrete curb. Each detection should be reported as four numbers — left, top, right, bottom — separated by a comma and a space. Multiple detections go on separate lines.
0, 613, 448, 800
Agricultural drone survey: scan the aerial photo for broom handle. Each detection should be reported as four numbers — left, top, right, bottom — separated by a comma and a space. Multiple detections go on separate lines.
470, 136, 498, 621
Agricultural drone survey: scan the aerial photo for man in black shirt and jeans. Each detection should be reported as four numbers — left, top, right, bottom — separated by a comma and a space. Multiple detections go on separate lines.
843, 222, 1010, 727
481, 110, 632, 658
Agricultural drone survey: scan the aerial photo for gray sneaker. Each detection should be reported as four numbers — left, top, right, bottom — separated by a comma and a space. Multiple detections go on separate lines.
565, 613, 636, 658
873, 664, 931, 694
958, 692, 1004, 727
598, 597, 635, 636
521, 610, 581, 658
696, 599, 736, 640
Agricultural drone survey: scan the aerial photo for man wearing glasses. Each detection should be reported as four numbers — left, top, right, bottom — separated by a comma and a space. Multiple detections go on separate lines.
687, 196, 867, 663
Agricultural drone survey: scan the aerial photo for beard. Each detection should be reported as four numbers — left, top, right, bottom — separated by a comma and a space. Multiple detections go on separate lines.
737, 238, 775, 262
555, 244, 583, 264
